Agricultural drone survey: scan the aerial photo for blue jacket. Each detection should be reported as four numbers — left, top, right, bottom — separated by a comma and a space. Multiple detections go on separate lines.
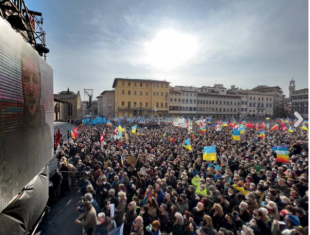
156, 190, 165, 205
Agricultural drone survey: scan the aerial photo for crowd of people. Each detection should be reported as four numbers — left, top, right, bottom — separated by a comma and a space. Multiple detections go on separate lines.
50, 118, 308, 235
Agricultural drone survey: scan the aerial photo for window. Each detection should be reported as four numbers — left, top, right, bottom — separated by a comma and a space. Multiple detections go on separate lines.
146, 83, 148, 88
153, 83, 155, 87
190, 99, 192, 104
234, 109, 236, 112
134, 102, 137, 107
122, 102, 125, 106
156, 102, 159, 107
134, 82, 137, 87
146, 92, 148, 96
140, 91, 143, 96
122, 90, 125, 95
220, 101, 222, 105
216, 101, 218, 104
128, 82, 131, 86
161, 92, 163, 96
134, 91, 137, 95
262, 97, 264, 101
250, 97, 252, 100
166, 84, 168, 88
223, 108, 225, 112
146, 102, 148, 107
166, 92, 168, 97
219, 108, 222, 112
157, 83, 159, 87
212, 101, 214, 104
254, 97, 255, 100
157, 92, 159, 96
216, 108, 218, 111
253, 103, 256, 107
165, 103, 167, 108
128, 91, 131, 95
140, 102, 142, 107
186, 99, 188, 104
179, 99, 181, 102
161, 83, 163, 88
153, 91, 155, 96
68, 103, 72, 116
242, 101, 244, 105
140, 83, 143, 87
122, 81, 125, 86
161, 103, 163, 108
182, 99, 184, 103
175, 98, 177, 102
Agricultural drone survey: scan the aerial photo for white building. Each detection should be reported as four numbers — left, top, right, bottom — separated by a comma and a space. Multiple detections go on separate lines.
197, 84, 241, 118
173, 86, 197, 116
291, 88, 308, 118
97, 90, 115, 116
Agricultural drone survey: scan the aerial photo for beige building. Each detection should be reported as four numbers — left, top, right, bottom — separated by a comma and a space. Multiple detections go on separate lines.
113, 78, 169, 117
97, 90, 115, 116
54, 88, 82, 120
237, 90, 274, 118
252, 86, 284, 117
197, 85, 241, 118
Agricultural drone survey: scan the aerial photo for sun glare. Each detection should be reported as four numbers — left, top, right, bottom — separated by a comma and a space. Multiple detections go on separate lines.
144, 29, 199, 70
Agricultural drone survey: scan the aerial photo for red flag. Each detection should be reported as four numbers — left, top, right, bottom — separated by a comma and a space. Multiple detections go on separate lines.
74, 128, 79, 138
100, 132, 105, 142
55, 128, 61, 147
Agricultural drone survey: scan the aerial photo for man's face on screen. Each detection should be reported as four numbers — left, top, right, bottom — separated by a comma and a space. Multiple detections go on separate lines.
21, 55, 40, 116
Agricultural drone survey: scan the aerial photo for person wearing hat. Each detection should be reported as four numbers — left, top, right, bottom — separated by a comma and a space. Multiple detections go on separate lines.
94, 212, 110, 235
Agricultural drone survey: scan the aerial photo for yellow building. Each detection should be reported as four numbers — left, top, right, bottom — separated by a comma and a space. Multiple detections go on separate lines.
112, 78, 170, 117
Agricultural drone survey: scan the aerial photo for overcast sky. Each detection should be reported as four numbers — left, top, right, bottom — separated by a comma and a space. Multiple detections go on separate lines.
27, 0, 308, 99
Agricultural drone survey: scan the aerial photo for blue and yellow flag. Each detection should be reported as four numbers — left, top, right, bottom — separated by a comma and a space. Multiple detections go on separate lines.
239, 125, 245, 134
302, 124, 308, 131
203, 146, 217, 161
232, 130, 241, 141
119, 122, 126, 132
131, 125, 137, 134
289, 126, 294, 133
183, 138, 192, 151
163, 132, 167, 137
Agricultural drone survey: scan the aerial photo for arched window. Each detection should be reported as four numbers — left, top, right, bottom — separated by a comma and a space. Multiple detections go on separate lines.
68, 103, 72, 116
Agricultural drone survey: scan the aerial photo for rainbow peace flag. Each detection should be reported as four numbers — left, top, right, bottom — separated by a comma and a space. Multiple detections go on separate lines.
260, 131, 266, 139
107, 120, 113, 127
203, 145, 217, 161
143, 191, 153, 205
71, 130, 76, 139
232, 130, 241, 141
274, 146, 290, 164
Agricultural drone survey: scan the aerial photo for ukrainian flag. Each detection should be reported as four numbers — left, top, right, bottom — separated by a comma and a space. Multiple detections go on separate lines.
266, 117, 270, 121
302, 124, 308, 131
289, 126, 294, 133
119, 122, 126, 132
222, 122, 228, 127
275, 146, 290, 164
163, 132, 167, 137
203, 145, 217, 161
232, 130, 241, 141
240, 125, 245, 135
183, 138, 192, 151
132, 125, 137, 134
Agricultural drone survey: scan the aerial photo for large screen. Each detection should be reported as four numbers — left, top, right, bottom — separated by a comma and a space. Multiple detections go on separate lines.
0, 18, 53, 212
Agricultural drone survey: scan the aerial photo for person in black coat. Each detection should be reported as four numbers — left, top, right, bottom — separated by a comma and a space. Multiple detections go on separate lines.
219, 213, 238, 235
141, 205, 154, 234
252, 210, 272, 235
192, 202, 205, 226
158, 203, 170, 233
95, 212, 110, 235
185, 188, 199, 212
227, 188, 240, 209
59, 163, 70, 196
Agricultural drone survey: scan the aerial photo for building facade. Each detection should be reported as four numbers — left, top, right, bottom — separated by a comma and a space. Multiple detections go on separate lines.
237, 90, 274, 118
197, 85, 241, 118
251, 86, 284, 117
172, 86, 197, 116
169, 87, 182, 116
54, 88, 82, 120
112, 78, 169, 117
97, 90, 115, 117
291, 88, 308, 118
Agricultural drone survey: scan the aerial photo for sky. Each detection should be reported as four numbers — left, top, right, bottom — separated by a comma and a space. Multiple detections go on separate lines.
27, 0, 308, 99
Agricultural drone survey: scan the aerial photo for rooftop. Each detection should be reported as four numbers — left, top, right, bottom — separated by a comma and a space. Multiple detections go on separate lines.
112, 78, 169, 88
